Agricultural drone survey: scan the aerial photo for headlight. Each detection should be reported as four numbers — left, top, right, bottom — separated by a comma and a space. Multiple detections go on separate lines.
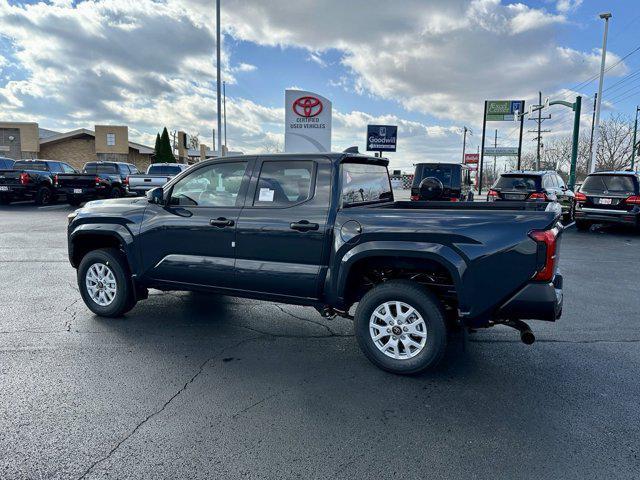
67, 211, 78, 225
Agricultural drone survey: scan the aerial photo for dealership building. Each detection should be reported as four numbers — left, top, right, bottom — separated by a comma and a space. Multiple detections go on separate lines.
0, 122, 154, 171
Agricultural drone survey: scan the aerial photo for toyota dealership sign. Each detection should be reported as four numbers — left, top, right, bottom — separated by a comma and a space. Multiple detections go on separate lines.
285, 89, 332, 153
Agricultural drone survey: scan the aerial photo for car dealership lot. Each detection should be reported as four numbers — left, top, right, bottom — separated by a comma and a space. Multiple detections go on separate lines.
1, 203, 639, 479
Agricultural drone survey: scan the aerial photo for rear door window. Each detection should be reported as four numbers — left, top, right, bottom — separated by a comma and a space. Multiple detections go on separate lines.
581, 175, 638, 195
253, 161, 314, 207
495, 175, 539, 191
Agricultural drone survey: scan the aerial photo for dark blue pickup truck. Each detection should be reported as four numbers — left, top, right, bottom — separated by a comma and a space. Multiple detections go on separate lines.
0, 159, 77, 205
67, 152, 564, 374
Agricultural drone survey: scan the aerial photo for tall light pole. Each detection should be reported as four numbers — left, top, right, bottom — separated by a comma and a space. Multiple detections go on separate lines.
223, 80, 227, 153
632, 106, 639, 171
461, 126, 468, 164
589, 12, 612, 173
216, 0, 223, 157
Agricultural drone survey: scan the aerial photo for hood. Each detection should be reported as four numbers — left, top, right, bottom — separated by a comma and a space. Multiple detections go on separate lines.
83, 197, 148, 209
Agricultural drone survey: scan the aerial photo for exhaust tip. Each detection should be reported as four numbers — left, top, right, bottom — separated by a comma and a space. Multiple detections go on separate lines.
520, 330, 535, 345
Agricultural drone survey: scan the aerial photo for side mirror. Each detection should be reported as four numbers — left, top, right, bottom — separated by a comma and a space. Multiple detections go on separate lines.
146, 187, 165, 205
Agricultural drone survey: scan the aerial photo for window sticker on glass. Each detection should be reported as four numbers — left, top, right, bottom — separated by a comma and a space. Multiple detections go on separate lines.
259, 188, 275, 202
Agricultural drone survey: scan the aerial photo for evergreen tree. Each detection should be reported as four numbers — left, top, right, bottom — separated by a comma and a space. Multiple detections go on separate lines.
156, 127, 176, 163
153, 133, 160, 156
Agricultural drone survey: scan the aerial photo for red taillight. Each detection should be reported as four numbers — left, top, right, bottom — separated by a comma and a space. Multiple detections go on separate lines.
53, 174, 59, 186
487, 189, 498, 197
20, 173, 29, 185
624, 195, 640, 205
124, 176, 129, 186
410, 194, 420, 201
529, 228, 559, 282
449, 197, 460, 202
574, 191, 587, 202
95, 176, 101, 186
528, 192, 548, 200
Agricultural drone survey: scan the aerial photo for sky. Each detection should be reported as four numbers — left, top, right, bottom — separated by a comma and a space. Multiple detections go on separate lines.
0, 0, 638, 171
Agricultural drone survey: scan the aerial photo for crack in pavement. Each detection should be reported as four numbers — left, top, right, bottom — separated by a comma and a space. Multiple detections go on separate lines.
63, 298, 80, 332
76, 335, 261, 480
274, 303, 349, 337
231, 389, 287, 419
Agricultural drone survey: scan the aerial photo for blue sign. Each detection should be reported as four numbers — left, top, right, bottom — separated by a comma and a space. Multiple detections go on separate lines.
367, 125, 397, 152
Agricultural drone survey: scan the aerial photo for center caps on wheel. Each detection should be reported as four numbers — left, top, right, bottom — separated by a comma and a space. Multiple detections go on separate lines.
392, 326, 402, 335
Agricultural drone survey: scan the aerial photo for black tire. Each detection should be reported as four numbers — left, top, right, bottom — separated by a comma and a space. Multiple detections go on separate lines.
563, 203, 575, 224
354, 280, 447, 375
110, 186, 124, 199
575, 220, 591, 232
67, 195, 82, 207
35, 185, 53, 206
77, 248, 135, 317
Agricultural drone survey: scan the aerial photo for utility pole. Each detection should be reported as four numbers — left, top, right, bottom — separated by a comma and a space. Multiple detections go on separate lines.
479, 101, 488, 194
632, 106, 639, 171
528, 91, 551, 170
493, 129, 497, 181
589, 12, 612, 173
223, 80, 228, 153
461, 126, 468, 164
215, 0, 223, 157
588, 92, 598, 161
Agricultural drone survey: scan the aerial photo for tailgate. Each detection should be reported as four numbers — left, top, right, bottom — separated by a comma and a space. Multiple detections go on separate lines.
57, 174, 96, 188
129, 175, 172, 187
0, 170, 22, 186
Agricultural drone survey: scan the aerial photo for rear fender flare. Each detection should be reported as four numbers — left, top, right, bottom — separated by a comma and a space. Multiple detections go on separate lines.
334, 241, 468, 311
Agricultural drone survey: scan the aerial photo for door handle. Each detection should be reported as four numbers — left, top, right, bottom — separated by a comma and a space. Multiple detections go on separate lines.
290, 220, 319, 232
210, 217, 234, 227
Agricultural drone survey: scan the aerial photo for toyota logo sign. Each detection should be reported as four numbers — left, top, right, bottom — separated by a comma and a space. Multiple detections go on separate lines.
292, 96, 323, 118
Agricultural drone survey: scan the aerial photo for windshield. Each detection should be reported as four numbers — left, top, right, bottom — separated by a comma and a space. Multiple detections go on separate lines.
14, 161, 48, 171
341, 163, 392, 206
581, 175, 637, 195
494, 175, 540, 191
84, 164, 117, 174
413, 164, 454, 187
148, 165, 183, 175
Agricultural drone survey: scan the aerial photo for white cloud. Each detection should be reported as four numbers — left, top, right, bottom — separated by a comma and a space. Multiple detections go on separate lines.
556, 0, 583, 13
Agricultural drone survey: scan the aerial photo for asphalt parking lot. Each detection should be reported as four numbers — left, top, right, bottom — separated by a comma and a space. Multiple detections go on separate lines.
1, 200, 639, 479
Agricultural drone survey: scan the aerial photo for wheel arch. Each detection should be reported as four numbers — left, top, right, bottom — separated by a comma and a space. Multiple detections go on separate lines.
69, 224, 137, 273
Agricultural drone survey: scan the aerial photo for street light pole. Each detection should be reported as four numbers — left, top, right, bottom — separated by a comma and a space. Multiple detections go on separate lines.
223, 80, 227, 153
461, 126, 468, 164
589, 12, 612, 173
632, 106, 639, 171
216, 0, 223, 157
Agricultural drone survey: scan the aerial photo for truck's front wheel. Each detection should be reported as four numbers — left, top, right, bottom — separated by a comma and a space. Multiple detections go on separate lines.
78, 248, 135, 317
354, 280, 447, 375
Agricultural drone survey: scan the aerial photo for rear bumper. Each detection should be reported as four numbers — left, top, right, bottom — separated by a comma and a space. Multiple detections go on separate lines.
495, 274, 563, 322
0, 185, 36, 198
58, 186, 107, 199
575, 207, 638, 225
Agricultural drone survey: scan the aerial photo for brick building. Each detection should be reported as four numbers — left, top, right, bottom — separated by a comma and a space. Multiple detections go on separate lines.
0, 122, 154, 171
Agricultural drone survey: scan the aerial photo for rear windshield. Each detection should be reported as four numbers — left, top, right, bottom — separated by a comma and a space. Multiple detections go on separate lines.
341, 163, 392, 206
413, 164, 456, 187
581, 175, 638, 195
83, 164, 118, 174
14, 161, 48, 171
494, 175, 540, 191
148, 165, 183, 175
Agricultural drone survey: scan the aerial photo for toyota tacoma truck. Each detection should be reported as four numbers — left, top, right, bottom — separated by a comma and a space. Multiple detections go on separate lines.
56, 161, 139, 206
67, 151, 564, 374
0, 159, 77, 205
127, 162, 189, 196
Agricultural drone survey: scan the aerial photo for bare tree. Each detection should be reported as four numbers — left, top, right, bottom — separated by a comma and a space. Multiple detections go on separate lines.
263, 138, 283, 153
595, 114, 633, 171
188, 132, 200, 150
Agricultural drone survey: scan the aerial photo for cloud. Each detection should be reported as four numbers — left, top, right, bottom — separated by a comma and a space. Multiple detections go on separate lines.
556, 0, 583, 13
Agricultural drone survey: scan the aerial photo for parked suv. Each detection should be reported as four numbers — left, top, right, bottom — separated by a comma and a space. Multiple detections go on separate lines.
487, 171, 575, 222
410, 163, 473, 201
574, 171, 640, 231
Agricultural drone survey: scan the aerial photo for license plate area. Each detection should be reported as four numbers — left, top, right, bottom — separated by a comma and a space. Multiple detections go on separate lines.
503, 193, 526, 200
73, 188, 83, 194
0, 186, 8, 191
598, 198, 614, 205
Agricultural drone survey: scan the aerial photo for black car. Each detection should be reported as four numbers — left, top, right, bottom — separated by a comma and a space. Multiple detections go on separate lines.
0, 159, 77, 205
55, 161, 140, 206
410, 163, 474, 201
487, 171, 575, 222
67, 152, 564, 375
574, 171, 640, 231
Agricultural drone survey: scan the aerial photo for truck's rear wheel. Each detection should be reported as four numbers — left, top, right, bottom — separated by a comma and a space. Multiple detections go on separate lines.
354, 280, 447, 375
35, 185, 53, 205
78, 248, 135, 317
110, 186, 123, 198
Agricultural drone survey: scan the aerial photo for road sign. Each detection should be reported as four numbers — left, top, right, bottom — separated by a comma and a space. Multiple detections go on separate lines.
486, 100, 523, 121
366, 125, 397, 152
464, 153, 479, 164
484, 146, 519, 156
